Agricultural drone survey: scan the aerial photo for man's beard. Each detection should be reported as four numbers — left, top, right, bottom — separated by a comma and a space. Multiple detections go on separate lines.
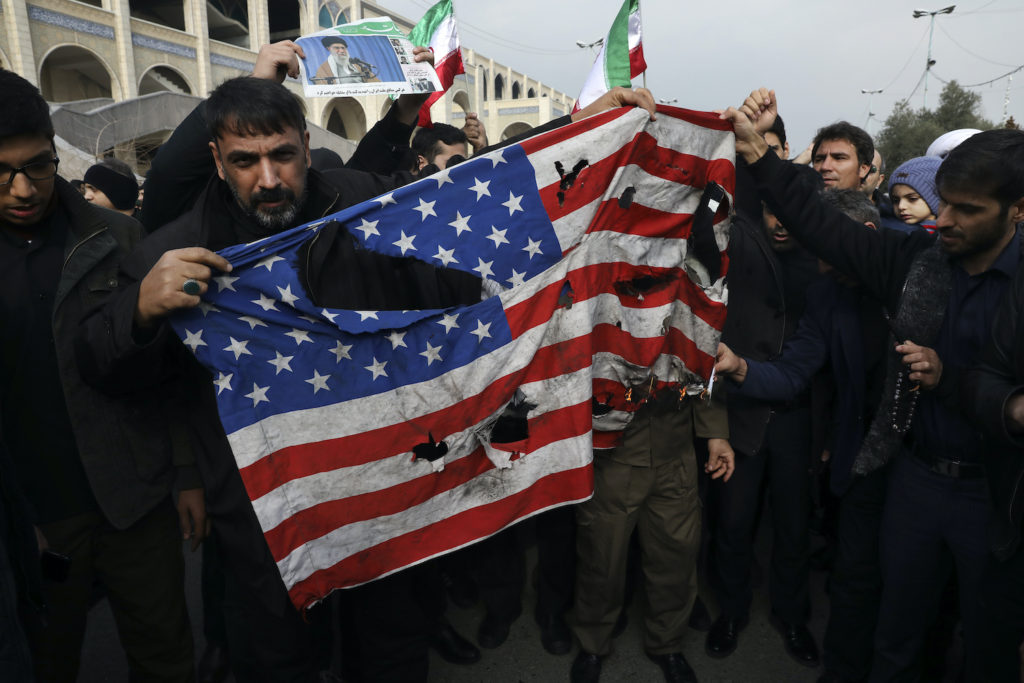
227, 177, 307, 235
331, 54, 351, 72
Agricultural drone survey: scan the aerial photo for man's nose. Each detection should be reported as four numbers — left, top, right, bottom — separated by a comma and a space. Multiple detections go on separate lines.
935, 203, 954, 228
255, 158, 281, 189
8, 171, 37, 200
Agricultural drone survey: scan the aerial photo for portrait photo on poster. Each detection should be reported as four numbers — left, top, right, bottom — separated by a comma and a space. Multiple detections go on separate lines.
295, 17, 442, 98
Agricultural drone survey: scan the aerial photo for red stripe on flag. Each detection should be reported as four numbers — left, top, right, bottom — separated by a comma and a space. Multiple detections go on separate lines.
261, 400, 592, 561
629, 44, 647, 76
593, 430, 623, 450
287, 466, 594, 608
655, 106, 736, 132
417, 52, 465, 127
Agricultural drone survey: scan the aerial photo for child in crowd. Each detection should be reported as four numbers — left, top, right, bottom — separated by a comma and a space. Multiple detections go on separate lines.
888, 156, 942, 232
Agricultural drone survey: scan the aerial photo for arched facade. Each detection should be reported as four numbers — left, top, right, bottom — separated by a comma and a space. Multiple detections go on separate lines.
138, 65, 194, 96
511, 81, 521, 99
39, 45, 119, 102
322, 97, 366, 141
501, 122, 532, 141
494, 74, 505, 100
129, 0, 186, 32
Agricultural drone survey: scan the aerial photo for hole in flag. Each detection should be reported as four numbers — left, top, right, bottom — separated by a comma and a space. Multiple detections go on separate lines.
592, 396, 613, 416
490, 389, 537, 445
613, 271, 677, 299
413, 432, 449, 463
555, 159, 590, 207
558, 281, 575, 309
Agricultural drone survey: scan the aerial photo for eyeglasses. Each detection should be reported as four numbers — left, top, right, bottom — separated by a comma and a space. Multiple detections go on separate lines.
0, 157, 60, 186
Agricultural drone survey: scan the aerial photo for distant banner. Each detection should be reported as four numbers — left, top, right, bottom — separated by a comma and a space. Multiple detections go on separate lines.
295, 17, 443, 98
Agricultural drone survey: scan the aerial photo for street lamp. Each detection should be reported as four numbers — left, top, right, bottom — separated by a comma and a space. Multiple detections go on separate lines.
576, 38, 604, 55
861, 88, 883, 132
912, 5, 955, 108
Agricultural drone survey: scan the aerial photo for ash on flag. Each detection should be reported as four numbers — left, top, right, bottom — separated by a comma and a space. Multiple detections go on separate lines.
170, 105, 735, 611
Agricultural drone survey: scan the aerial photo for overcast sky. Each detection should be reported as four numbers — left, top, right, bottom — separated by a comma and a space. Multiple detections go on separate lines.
378, 0, 1022, 155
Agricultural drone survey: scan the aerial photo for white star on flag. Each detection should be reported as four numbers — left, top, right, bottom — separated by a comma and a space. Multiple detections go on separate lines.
252, 294, 278, 311
214, 275, 239, 292
433, 167, 454, 188
355, 219, 380, 240
305, 370, 331, 394
198, 302, 220, 317
448, 212, 472, 236
183, 329, 206, 352
357, 311, 379, 321
433, 245, 458, 266
239, 316, 268, 330
321, 309, 340, 323
276, 285, 299, 305
507, 269, 527, 288
437, 313, 459, 333
413, 198, 437, 221
245, 383, 269, 406
469, 177, 491, 200
385, 330, 408, 349
212, 372, 232, 395
267, 351, 294, 375
393, 231, 417, 255
420, 342, 443, 366
223, 337, 252, 360
523, 238, 543, 259
472, 258, 495, 279
470, 320, 492, 342
365, 357, 388, 380
375, 192, 397, 207
329, 341, 352, 362
256, 255, 285, 271
502, 192, 524, 215
284, 328, 313, 345
486, 226, 509, 248
490, 150, 507, 167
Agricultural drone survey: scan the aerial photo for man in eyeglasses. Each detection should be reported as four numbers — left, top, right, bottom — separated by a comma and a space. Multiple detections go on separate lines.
0, 69, 200, 681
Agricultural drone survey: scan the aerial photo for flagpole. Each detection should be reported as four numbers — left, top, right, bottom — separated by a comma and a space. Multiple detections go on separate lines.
639, 0, 646, 91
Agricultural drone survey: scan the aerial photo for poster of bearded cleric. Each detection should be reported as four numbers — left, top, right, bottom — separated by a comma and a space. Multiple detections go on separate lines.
295, 17, 442, 98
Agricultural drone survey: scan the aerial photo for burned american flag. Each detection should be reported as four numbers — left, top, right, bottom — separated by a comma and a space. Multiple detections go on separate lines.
170, 105, 734, 610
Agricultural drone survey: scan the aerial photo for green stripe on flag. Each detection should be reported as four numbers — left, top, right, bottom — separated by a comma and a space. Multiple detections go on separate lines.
409, 0, 453, 45
602, 0, 638, 89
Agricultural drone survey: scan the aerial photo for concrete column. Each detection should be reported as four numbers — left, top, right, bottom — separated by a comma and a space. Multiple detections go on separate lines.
300, 0, 320, 35
247, 0, 270, 51
348, 0, 362, 21
184, 0, 211, 95
108, 0, 138, 99
2, 0, 37, 84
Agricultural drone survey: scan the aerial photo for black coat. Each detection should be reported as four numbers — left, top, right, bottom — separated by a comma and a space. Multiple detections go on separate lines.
965, 265, 1024, 558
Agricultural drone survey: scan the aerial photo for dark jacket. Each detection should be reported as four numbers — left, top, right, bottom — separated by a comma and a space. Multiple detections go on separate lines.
965, 265, 1024, 558
737, 277, 885, 495
77, 168, 481, 615
721, 210, 819, 456
42, 179, 199, 529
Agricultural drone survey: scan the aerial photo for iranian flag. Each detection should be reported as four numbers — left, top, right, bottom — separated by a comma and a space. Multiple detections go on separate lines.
572, 0, 647, 113
409, 0, 465, 127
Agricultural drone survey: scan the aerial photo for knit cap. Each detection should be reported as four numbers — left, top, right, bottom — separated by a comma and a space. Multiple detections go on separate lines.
888, 156, 942, 216
83, 163, 139, 211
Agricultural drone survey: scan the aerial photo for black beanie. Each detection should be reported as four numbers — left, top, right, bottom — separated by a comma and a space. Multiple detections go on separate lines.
84, 164, 138, 211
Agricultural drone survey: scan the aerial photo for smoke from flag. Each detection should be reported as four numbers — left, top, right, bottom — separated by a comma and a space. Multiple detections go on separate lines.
170, 105, 733, 611
573, 0, 647, 113
408, 0, 465, 127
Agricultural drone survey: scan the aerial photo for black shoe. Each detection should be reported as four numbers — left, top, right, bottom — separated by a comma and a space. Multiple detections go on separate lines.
704, 615, 746, 658
687, 596, 712, 632
535, 611, 572, 655
430, 620, 481, 664
198, 643, 230, 683
771, 615, 820, 668
478, 612, 514, 649
570, 652, 602, 683
611, 609, 629, 638
647, 652, 698, 683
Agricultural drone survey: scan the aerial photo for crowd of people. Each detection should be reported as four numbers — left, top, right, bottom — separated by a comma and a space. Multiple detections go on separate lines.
1, 37, 1023, 683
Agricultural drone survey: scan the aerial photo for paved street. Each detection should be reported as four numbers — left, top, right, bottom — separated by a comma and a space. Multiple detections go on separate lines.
78, 512, 835, 683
